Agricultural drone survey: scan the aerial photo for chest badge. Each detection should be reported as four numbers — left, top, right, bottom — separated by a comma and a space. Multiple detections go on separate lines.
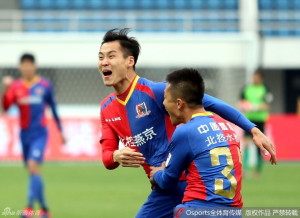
136, 102, 151, 118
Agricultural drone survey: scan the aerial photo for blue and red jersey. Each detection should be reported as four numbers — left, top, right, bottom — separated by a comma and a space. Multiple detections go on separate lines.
100, 75, 253, 178
2, 77, 62, 131
153, 113, 242, 207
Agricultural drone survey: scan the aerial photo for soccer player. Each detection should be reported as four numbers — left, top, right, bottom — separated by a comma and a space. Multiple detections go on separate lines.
2, 54, 64, 218
99, 28, 275, 218
150, 68, 243, 209
238, 70, 273, 178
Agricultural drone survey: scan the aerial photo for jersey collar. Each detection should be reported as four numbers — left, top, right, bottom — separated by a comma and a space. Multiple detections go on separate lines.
191, 112, 214, 118
116, 75, 140, 106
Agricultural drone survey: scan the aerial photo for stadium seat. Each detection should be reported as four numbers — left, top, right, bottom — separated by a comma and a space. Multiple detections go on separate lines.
73, 0, 86, 10
38, 0, 53, 10
106, 0, 120, 10
139, 0, 154, 10
55, 0, 69, 10
122, 0, 136, 10
173, 0, 185, 10
88, 0, 103, 10
21, 0, 36, 10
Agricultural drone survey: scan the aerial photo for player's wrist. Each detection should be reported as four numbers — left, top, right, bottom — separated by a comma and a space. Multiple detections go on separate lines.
113, 150, 120, 163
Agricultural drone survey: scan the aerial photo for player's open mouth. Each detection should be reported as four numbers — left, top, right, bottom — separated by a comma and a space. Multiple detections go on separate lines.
103, 70, 112, 77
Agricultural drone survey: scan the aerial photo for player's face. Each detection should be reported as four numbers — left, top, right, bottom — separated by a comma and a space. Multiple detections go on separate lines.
19, 60, 36, 80
98, 41, 134, 87
253, 73, 263, 85
163, 84, 183, 126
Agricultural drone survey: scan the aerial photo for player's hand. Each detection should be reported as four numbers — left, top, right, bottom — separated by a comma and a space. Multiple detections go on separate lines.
2, 76, 14, 87
149, 161, 166, 184
250, 127, 277, 165
60, 132, 66, 145
113, 147, 145, 167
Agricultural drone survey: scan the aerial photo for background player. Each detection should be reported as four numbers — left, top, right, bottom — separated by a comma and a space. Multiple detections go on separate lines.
2, 54, 64, 218
99, 28, 276, 217
150, 68, 243, 210
238, 70, 273, 178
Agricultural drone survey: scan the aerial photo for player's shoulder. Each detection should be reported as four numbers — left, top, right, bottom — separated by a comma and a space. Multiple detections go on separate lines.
137, 77, 167, 90
39, 77, 52, 88
172, 124, 189, 141
11, 79, 23, 88
101, 92, 116, 110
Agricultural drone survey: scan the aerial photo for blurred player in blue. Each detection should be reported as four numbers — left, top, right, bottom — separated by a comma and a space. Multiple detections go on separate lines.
150, 68, 243, 213
2, 54, 64, 218
99, 28, 276, 218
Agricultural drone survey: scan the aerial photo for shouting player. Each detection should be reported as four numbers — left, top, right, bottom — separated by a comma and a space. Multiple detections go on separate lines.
150, 68, 243, 211
2, 54, 63, 218
99, 28, 276, 218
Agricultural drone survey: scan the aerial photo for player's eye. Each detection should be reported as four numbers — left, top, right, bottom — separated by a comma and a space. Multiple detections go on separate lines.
109, 55, 115, 59
99, 56, 104, 60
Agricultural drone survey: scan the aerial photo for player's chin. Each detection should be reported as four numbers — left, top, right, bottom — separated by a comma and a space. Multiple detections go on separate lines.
102, 78, 114, 86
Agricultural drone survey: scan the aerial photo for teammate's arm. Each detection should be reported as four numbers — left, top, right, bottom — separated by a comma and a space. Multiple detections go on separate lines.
203, 94, 276, 164
150, 129, 193, 189
2, 76, 15, 111
46, 82, 62, 131
46, 81, 65, 144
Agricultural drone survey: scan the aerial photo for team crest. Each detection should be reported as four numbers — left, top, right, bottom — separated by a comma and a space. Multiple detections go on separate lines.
136, 102, 151, 118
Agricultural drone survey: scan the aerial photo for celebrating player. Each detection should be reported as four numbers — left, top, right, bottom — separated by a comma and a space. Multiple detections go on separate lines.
99, 28, 276, 218
2, 54, 64, 218
150, 68, 243, 210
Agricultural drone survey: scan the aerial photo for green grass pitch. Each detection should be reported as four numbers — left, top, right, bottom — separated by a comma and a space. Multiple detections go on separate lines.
0, 162, 299, 217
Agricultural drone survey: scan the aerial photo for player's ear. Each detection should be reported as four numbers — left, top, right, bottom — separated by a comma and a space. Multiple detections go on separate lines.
128, 56, 135, 67
177, 98, 184, 110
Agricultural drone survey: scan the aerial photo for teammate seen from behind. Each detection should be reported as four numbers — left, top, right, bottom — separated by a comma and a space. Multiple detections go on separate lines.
2, 54, 64, 218
150, 68, 242, 209
99, 28, 276, 218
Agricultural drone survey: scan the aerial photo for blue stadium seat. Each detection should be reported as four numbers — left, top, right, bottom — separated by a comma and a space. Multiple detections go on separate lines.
106, 0, 120, 10
276, 0, 290, 10
73, 0, 86, 10
55, 0, 69, 10
139, 0, 154, 10
190, 0, 205, 10
259, 0, 273, 10
88, 0, 103, 10
122, 0, 136, 10
225, 0, 238, 10
208, 0, 221, 10
21, 0, 36, 10
38, 0, 53, 10
156, 0, 170, 10
173, 0, 185, 10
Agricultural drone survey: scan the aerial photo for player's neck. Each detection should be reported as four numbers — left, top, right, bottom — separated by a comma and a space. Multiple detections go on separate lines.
183, 107, 206, 123
22, 75, 39, 87
114, 72, 137, 95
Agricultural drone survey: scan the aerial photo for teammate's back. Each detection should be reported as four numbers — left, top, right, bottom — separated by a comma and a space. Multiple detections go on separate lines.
172, 113, 242, 207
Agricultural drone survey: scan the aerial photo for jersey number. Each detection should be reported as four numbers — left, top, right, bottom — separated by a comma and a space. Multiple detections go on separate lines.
210, 147, 238, 199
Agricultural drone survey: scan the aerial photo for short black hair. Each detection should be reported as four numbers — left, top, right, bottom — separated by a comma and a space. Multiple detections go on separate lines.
166, 68, 205, 107
20, 53, 35, 63
101, 28, 141, 70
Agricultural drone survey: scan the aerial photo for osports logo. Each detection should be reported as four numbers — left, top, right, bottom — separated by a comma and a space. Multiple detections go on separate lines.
174, 207, 185, 218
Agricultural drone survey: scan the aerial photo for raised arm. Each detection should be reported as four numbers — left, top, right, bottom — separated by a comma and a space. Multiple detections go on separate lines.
2, 77, 15, 111
203, 94, 276, 164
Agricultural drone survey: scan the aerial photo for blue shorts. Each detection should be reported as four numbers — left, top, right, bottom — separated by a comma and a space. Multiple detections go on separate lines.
20, 128, 48, 164
135, 180, 186, 218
